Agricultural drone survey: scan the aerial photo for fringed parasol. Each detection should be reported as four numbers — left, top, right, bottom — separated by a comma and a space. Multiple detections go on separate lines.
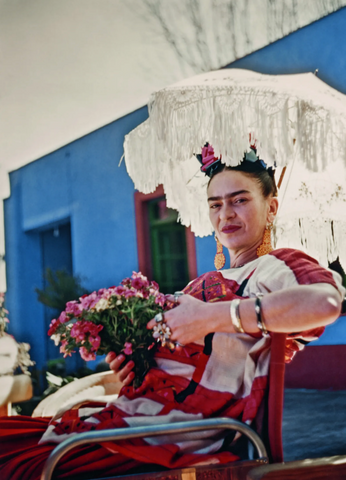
124, 69, 346, 267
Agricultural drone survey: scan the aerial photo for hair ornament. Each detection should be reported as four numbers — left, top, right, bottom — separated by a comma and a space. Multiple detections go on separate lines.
244, 145, 267, 169
244, 145, 276, 176
195, 143, 222, 177
196, 142, 276, 178
244, 147, 258, 162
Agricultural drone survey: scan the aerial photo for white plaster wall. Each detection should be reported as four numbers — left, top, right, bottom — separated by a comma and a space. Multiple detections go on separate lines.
0, 0, 345, 290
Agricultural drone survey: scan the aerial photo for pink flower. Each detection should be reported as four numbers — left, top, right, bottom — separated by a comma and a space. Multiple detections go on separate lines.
131, 277, 146, 290
70, 322, 85, 342
65, 301, 83, 317
79, 346, 96, 361
48, 318, 61, 336
154, 293, 166, 307
58, 311, 68, 323
150, 281, 159, 292
89, 323, 103, 335
89, 335, 101, 350
121, 277, 131, 287
79, 291, 100, 310
70, 321, 103, 344
100, 288, 113, 299
200, 143, 221, 173
114, 286, 126, 295
124, 289, 135, 299
142, 290, 150, 299
123, 342, 133, 355
131, 271, 143, 279
60, 339, 73, 358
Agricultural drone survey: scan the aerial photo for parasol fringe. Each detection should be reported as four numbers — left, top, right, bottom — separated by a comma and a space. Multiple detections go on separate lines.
274, 217, 346, 268
123, 70, 346, 265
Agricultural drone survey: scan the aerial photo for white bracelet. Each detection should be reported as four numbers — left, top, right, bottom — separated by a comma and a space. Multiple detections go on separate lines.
230, 299, 245, 334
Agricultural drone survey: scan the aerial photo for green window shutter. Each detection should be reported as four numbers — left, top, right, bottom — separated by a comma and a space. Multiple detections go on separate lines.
148, 198, 189, 294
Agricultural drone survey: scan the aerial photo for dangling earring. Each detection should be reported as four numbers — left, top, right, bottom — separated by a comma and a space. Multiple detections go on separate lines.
214, 236, 226, 270
257, 224, 274, 257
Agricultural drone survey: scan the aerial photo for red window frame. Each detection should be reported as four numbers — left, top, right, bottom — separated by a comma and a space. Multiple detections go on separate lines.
134, 185, 197, 282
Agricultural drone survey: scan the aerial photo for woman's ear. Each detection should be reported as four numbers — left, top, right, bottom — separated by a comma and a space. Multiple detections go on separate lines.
267, 196, 279, 224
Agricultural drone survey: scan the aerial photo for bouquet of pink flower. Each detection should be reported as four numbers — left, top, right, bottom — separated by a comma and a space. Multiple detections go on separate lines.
48, 272, 167, 388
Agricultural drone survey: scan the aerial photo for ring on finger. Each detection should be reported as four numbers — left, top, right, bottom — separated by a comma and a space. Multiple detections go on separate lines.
154, 312, 164, 323
152, 314, 173, 348
174, 291, 184, 304
175, 341, 185, 348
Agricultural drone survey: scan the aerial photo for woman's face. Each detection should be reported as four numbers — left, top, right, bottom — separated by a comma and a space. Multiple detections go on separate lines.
207, 170, 278, 256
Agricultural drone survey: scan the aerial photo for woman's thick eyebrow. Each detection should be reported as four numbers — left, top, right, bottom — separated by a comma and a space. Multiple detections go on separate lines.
207, 189, 250, 202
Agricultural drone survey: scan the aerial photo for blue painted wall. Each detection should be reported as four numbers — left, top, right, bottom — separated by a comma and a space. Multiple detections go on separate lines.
4, 107, 148, 373
4, 6, 346, 375
228, 6, 346, 95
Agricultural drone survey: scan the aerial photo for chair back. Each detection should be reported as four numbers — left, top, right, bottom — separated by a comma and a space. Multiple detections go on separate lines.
265, 332, 286, 463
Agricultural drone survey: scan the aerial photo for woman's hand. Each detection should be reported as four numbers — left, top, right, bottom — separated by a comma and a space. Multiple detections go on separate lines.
105, 352, 135, 386
147, 294, 227, 345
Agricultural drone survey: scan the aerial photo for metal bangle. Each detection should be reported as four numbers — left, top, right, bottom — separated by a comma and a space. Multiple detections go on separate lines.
230, 299, 245, 334
255, 293, 268, 335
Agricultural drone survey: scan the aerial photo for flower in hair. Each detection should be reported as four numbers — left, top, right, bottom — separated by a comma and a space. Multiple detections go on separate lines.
244, 146, 268, 170
195, 143, 222, 177
244, 147, 258, 162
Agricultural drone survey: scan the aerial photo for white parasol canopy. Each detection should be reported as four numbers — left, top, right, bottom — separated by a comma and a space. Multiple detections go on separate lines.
124, 69, 346, 267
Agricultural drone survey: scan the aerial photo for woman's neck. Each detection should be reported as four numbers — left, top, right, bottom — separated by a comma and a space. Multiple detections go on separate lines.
228, 244, 260, 268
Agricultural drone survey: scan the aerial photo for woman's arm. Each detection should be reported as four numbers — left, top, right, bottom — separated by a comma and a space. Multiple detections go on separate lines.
230, 283, 341, 334
147, 283, 342, 345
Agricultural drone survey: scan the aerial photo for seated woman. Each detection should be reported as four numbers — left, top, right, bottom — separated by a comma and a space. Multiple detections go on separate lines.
0, 145, 344, 480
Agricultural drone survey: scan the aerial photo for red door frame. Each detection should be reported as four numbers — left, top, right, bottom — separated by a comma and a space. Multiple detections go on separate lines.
134, 186, 197, 282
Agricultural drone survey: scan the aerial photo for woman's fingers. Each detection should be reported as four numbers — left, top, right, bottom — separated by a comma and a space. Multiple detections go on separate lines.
105, 352, 135, 385
118, 360, 135, 383
122, 370, 135, 386
147, 294, 185, 330
147, 295, 210, 345
106, 353, 125, 371
146, 310, 175, 330
105, 351, 116, 364
147, 318, 156, 330
165, 294, 175, 303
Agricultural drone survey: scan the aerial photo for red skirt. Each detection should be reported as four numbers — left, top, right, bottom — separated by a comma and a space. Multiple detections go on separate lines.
0, 415, 238, 480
